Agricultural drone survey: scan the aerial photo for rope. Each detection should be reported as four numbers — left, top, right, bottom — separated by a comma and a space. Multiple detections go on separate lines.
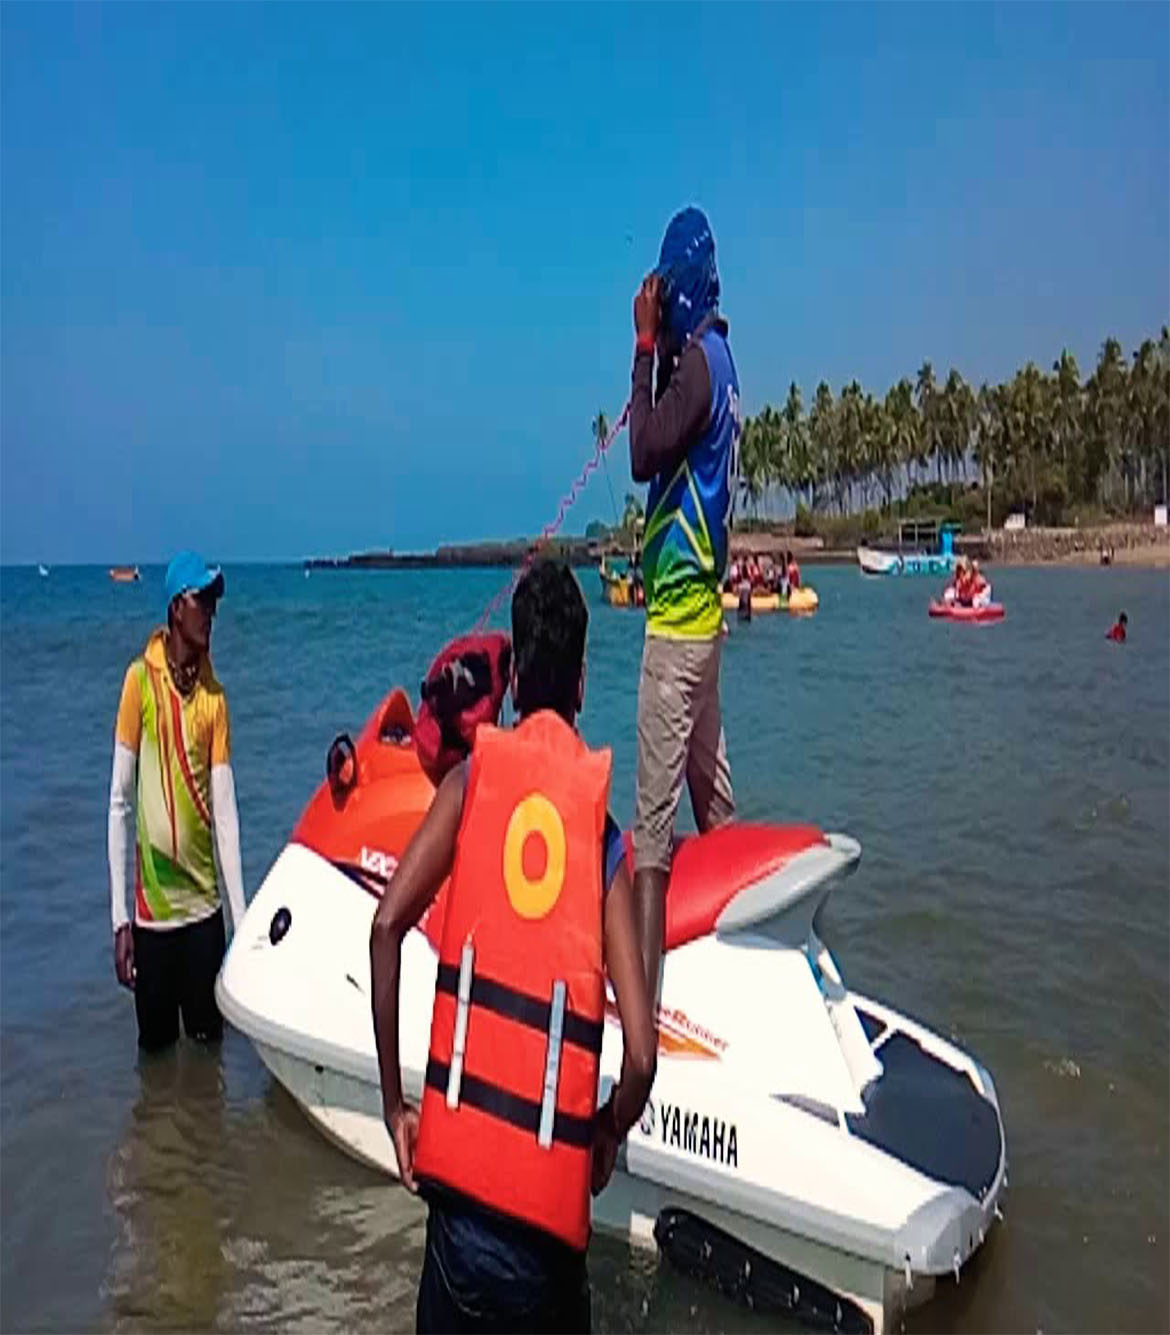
473, 401, 631, 631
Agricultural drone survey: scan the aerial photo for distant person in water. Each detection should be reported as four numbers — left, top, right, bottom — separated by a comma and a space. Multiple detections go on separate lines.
1106, 612, 1128, 643
968, 560, 992, 608
108, 552, 247, 1050
946, 556, 975, 606
786, 550, 801, 590
746, 553, 763, 589
628, 206, 740, 1004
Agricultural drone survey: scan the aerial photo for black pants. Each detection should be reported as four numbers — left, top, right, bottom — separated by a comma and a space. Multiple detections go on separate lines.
416, 1214, 590, 1335
133, 911, 226, 1050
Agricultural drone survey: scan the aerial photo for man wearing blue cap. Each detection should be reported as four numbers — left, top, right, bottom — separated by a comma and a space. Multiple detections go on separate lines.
107, 552, 247, 1049
628, 207, 740, 998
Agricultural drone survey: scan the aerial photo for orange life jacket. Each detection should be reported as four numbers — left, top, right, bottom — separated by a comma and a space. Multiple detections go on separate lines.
412, 710, 612, 1251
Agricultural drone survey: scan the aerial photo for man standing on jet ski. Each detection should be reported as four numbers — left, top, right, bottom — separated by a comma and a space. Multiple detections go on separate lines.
629, 207, 740, 998
370, 559, 656, 1333
107, 552, 247, 1049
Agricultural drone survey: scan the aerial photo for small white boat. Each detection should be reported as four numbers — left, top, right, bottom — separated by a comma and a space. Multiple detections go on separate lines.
37, 564, 49, 578
856, 546, 902, 576
858, 520, 958, 577
218, 687, 1007, 1334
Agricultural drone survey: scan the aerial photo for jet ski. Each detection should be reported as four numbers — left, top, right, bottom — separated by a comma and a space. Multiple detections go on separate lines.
217, 686, 1007, 1335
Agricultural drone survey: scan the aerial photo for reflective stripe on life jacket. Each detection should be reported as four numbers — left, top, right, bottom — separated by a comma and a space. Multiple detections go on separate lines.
412, 710, 612, 1251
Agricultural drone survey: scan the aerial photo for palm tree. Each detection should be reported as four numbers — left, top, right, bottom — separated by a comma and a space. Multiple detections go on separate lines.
738, 416, 766, 520
1158, 327, 1170, 505
836, 381, 866, 514
938, 370, 975, 487
1050, 350, 1082, 499
782, 382, 812, 512
859, 392, 886, 510
883, 378, 920, 504
1085, 338, 1128, 506
808, 382, 836, 516
973, 383, 1006, 530
728, 324, 1165, 525
1009, 363, 1054, 517
1128, 338, 1169, 506
758, 404, 783, 517
916, 361, 940, 484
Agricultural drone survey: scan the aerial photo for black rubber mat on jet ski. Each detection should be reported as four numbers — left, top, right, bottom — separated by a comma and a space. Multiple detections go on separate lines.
654, 1208, 873, 1334
845, 1032, 1001, 1201
856, 1008, 886, 1044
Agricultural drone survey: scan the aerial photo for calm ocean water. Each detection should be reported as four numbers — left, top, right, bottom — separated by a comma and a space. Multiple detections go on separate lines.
2, 562, 1167, 1333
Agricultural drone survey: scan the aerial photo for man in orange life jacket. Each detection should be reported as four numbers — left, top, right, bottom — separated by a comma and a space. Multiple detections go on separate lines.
370, 559, 656, 1334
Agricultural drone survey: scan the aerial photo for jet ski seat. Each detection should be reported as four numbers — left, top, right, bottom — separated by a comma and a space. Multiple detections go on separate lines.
625, 823, 830, 952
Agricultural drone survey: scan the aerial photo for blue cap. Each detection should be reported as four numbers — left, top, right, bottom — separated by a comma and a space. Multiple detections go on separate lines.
165, 551, 224, 610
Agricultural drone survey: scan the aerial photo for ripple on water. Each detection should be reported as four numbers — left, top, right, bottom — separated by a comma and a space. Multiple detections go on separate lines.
1, 564, 1167, 1333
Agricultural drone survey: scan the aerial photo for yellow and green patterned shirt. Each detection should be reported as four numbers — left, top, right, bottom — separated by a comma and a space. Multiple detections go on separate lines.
115, 630, 230, 925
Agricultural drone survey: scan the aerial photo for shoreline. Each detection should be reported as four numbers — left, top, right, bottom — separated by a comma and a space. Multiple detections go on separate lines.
993, 544, 1169, 570
302, 522, 1170, 573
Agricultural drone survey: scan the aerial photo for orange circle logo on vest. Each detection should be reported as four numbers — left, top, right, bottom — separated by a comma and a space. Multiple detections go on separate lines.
502, 793, 566, 919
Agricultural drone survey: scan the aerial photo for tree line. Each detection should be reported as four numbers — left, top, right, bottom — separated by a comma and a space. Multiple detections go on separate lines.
738, 327, 1170, 528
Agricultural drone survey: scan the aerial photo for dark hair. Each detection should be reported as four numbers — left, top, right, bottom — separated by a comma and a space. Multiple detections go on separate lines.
511, 559, 587, 722
1119, 611, 1128, 623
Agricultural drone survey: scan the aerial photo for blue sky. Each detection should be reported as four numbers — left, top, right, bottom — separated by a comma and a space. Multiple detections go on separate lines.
2, 2, 1167, 563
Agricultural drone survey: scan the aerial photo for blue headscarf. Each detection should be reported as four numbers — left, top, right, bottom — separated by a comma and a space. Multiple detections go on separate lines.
655, 206, 720, 349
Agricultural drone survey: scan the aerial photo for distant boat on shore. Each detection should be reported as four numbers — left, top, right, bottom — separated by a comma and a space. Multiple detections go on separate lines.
857, 519, 958, 577
109, 566, 141, 584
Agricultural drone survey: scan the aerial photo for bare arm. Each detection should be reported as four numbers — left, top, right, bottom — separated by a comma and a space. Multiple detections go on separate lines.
603, 859, 657, 1135
369, 766, 464, 1185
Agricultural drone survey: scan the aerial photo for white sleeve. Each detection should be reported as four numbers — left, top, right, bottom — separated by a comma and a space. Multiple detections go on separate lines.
211, 763, 247, 932
108, 742, 137, 933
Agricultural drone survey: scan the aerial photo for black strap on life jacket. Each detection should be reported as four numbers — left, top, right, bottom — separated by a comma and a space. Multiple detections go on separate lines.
434, 962, 604, 1057
423, 1058, 594, 1150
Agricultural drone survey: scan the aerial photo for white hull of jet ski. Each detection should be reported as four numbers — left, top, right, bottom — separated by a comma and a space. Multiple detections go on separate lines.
218, 838, 1006, 1335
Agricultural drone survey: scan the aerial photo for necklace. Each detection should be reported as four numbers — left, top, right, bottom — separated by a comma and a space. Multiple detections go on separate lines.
165, 635, 200, 696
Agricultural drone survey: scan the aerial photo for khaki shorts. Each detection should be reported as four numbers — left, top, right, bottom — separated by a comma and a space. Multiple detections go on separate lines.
633, 633, 735, 873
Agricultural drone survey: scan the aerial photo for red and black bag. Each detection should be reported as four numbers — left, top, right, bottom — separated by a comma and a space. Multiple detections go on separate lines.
414, 632, 512, 786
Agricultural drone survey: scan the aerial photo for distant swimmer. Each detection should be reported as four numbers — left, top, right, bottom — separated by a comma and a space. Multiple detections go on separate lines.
1106, 611, 1128, 643
108, 552, 247, 1049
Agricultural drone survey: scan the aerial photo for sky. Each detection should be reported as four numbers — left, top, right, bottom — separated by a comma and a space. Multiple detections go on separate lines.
2, 2, 1167, 564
